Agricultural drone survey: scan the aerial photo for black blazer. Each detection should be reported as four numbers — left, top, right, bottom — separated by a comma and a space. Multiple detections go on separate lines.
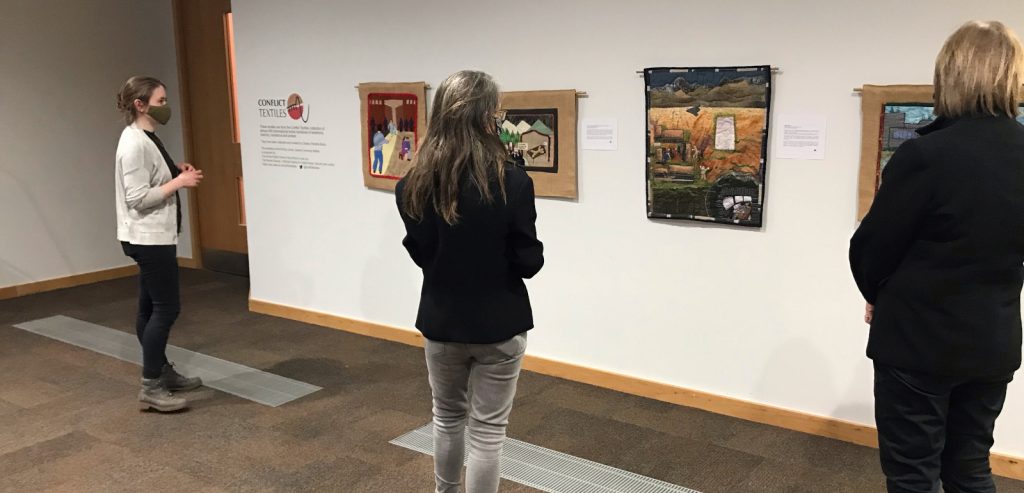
850, 115, 1024, 377
396, 165, 544, 344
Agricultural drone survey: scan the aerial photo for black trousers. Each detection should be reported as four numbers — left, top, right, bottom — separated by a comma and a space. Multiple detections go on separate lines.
121, 242, 180, 379
874, 362, 1013, 493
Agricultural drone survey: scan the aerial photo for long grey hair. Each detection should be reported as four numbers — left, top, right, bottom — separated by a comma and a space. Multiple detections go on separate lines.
400, 70, 508, 225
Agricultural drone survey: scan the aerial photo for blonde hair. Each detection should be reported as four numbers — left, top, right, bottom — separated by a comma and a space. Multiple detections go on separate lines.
934, 21, 1024, 119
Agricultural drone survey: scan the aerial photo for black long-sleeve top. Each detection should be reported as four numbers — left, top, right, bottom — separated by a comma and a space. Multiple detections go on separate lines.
850, 115, 1024, 377
397, 165, 544, 344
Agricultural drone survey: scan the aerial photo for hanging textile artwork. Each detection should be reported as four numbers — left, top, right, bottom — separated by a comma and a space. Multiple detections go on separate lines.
499, 90, 579, 199
855, 84, 1024, 219
358, 82, 428, 192
644, 66, 772, 227
856, 85, 934, 219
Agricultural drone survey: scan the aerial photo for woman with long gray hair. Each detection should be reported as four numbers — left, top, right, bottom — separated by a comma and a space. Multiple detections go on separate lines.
396, 70, 544, 493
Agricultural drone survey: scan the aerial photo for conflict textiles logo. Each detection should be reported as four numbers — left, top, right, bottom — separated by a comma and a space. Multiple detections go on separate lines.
257, 92, 310, 122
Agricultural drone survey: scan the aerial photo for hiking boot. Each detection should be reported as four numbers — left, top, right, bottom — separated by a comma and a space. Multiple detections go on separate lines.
139, 378, 187, 412
160, 363, 202, 392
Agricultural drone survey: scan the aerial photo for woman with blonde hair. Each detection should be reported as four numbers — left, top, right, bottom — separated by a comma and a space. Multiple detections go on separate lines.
396, 70, 543, 493
851, 21, 1024, 492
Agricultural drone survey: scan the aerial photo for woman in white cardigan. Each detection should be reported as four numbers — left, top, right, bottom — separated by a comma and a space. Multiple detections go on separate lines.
115, 76, 203, 412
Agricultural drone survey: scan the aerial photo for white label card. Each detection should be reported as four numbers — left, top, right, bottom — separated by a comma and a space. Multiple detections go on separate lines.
582, 118, 618, 151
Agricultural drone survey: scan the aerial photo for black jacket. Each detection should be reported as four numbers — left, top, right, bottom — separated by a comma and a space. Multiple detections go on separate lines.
850, 115, 1024, 377
396, 165, 544, 344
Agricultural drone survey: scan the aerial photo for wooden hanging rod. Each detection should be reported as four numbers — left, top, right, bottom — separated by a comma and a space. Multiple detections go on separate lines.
354, 84, 433, 89
350, 85, 586, 97
636, 67, 781, 75
352, 86, 586, 98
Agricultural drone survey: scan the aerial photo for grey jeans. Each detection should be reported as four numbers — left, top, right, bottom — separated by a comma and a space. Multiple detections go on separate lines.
424, 332, 527, 493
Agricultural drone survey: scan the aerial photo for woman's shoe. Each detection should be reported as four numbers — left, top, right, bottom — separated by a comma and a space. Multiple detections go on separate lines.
139, 378, 187, 412
160, 363, 202, 392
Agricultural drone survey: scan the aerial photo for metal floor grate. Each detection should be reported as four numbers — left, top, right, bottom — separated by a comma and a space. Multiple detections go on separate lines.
14, 315, 321, 407
391, 423, 701, 493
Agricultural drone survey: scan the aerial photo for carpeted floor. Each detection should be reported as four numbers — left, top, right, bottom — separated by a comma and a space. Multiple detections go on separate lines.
1, 269, 1021, 492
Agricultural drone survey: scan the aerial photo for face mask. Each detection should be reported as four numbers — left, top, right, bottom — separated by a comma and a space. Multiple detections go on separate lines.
147, 104, 172, 125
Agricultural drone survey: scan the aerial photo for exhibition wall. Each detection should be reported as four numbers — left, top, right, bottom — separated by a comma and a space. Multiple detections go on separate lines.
0, 0, 193, 290
232, 0, 1024, 456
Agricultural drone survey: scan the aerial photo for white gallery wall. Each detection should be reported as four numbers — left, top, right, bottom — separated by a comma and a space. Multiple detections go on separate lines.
0, 0, 193, 289
233, 0, 1024, 456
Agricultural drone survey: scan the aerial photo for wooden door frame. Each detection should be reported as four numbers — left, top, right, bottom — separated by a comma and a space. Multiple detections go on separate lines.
171, 0, 204, 270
